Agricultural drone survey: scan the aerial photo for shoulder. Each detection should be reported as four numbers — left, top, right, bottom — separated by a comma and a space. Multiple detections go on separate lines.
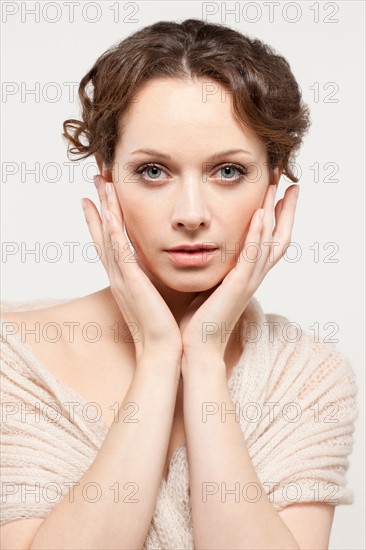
0, 294, 95, 391
0, 293, 98, 346
1, 296, 79, 331
259, 308, 357, 391
242, 300, 359, 428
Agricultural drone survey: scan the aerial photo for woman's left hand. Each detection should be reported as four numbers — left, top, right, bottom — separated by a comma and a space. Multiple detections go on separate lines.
179, 183, 300, 364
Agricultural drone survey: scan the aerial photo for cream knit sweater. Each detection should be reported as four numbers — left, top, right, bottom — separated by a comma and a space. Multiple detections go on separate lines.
0, 296, 359, 549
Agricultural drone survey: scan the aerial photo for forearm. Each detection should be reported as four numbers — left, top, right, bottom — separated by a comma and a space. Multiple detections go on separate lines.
30, 356, 181, 550
182, 356, 300, 550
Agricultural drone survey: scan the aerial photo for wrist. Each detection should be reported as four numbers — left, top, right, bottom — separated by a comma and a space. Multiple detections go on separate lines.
136, 351, 182, 376
181, 352, 226, 379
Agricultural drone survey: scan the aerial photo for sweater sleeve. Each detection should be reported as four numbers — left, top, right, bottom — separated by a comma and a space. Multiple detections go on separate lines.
252, 314, 359, 512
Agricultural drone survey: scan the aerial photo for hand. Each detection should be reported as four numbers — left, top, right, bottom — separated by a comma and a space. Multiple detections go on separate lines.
81, 174, 183, 364
179, 183, 300, 364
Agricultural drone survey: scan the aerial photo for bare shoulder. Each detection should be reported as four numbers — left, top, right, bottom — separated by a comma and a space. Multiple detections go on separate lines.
0, 292, 105, 381
1, 297, 79, 335
1, 288, 126, 346
1, 290, 135, 427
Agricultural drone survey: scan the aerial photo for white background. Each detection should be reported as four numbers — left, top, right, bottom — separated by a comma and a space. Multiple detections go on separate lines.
1, 1, 365, 548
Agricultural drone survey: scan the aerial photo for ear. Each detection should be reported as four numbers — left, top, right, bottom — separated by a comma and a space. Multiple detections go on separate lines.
95, 153, 113, 183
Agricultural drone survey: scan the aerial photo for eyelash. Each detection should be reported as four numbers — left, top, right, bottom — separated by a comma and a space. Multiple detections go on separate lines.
133, 162, 248, 185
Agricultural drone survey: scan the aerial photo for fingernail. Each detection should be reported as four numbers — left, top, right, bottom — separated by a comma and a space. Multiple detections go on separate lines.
259, 209, 265, 220
106, 181, 112, 196
81, 198, 87, 212
295, 185, 300, 198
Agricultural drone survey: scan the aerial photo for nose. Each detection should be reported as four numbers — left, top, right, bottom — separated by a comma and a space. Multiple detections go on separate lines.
171, 178, 211, 231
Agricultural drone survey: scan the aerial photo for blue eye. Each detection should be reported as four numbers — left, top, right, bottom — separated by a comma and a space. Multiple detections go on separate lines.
134, 163, 164, 182
134, 162, 248, 185
144, 165, 162, 179
217, 164, 248, 183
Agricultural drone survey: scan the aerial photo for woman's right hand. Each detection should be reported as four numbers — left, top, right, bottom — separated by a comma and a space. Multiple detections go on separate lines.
81, 174, 183, 365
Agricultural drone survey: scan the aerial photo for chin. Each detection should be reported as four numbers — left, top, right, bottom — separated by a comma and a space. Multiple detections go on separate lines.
159, 270, 226, 293
170, 282, 217, 293
137, 255, 229, 291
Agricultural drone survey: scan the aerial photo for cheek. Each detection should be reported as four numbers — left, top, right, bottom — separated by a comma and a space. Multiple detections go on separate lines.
223, 195, 262, 245
116, 193, 157, 254
232, 192, 257, 216
116, 189, 140, 226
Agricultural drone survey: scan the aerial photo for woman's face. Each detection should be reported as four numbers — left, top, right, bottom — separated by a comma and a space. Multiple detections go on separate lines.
105, 77, 280, 293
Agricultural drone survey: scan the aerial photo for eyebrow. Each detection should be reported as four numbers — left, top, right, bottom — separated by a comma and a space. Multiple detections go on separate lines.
130, 148, 252, 161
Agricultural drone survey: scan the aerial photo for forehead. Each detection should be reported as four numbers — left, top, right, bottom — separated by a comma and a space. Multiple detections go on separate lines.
117, 77, 263, 154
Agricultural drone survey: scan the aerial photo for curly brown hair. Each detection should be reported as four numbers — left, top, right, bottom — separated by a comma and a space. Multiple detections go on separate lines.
62, 18, 311, 183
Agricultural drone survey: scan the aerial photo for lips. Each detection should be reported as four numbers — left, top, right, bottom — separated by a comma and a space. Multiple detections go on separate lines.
165, 247, 219, 266
166, 243, 218, 252
172, 248, 215, 253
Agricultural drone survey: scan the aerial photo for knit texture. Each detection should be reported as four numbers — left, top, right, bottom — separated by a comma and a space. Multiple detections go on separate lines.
0, 296, 359, 549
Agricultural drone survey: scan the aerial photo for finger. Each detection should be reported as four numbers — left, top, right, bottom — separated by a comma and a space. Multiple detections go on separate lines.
105, 179, 124, 227
94, 175, 127, 276
254, 184, 277, 273
227, 207, 263, 287
103, 203, 144, 281
81, 198, 109, 271
261, 184, 277, 239
272, 198, 283, 240
94, 175, 113, 266
95, 175, 149, 280
272, 185, 299, 261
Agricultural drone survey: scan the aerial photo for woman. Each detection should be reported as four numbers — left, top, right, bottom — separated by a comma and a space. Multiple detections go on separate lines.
0, 18, 358, 550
